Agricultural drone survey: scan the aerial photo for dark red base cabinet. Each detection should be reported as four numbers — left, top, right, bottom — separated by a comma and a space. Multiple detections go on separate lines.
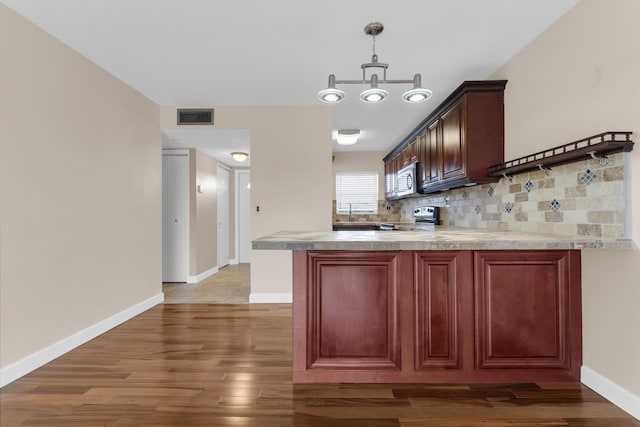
292, 250, 582, 383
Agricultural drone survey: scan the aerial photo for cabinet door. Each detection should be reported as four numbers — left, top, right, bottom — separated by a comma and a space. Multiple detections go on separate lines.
408, 137, 418, 163
384, 159, 394, 199
384, 155, 400, 200
426, 120, 441, 186
401, 145, 411, 166
474, 251, 581, 378
417, 130, 429, 188
304, 251, 403, 372
440, 101, 465, 180
414, 251, 468, 370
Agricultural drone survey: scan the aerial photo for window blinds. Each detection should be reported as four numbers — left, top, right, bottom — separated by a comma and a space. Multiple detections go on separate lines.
335, 172, 379, 214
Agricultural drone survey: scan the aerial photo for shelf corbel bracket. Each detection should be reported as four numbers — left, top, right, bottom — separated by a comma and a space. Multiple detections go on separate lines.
502, 173, 513, 183
537, 164, 552, 176
587, 150, 609, 166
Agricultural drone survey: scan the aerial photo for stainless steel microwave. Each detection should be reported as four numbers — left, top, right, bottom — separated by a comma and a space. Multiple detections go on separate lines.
396, 162, 418, 197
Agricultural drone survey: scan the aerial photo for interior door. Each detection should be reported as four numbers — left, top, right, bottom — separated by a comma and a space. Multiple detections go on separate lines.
162, 153, 189, 282
237, 170, 251, 263
217, 165, 230, 268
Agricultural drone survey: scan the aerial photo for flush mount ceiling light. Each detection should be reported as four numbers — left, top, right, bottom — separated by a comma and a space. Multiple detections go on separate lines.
318, 22, 432, 104
231, 151, 249, 162
336, 129, 361, 145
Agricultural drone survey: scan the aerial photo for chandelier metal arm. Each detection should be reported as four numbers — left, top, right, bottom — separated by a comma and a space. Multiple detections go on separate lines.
334, 78, 417, 85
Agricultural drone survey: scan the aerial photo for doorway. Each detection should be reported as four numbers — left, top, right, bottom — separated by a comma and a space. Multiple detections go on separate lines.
217, 164, 230, 269
162, 151, 189, 282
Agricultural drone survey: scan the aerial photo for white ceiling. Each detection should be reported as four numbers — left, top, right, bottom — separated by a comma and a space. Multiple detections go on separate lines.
2, 0, 579, 163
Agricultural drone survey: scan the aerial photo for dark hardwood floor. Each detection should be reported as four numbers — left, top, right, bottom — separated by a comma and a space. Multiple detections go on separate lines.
1, 304, 638, 426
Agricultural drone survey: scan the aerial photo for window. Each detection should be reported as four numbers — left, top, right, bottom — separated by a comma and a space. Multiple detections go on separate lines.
335, 172, 378, 214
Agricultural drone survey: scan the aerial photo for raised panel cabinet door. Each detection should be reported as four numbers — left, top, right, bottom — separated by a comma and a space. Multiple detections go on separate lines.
428, 120, 440, 185
440, 101, 465, 180
408, 137, 418, 163
401, 145, 411, 166
417, 130, 429, 188
384, 159, 394, 199
474, 251, 581, 379
414, 251, 466, 370
306, 251, 402, 371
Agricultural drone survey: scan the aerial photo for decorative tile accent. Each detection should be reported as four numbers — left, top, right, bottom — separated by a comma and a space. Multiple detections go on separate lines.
524, 180, 534, 192
580, 169, 596, 185
475, 205, 481, 214
549, 199, 561, 212
505, 202, 513, 213
487, 187, 495, 197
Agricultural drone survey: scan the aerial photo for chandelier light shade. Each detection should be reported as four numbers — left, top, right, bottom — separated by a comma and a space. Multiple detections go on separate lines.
231, 151, 249, 162
318, 75, 346, 103
336, 129, 361, 145
402, 74, 433, 103
317, 22, 432, 104
360, 74, 389, 103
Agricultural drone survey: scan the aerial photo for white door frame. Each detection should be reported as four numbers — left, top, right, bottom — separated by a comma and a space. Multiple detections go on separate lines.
217, 164, 231, 269
235, 169, 251, 263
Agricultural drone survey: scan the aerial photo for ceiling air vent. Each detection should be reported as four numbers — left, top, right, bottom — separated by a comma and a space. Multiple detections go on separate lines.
177, 108, 214, 125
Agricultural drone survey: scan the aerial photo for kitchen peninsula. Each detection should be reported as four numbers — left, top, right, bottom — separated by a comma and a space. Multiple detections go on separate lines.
253, 229, 633, 384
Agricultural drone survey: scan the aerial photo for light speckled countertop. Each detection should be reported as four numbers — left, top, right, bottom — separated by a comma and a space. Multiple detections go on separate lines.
252, 227, 635, 251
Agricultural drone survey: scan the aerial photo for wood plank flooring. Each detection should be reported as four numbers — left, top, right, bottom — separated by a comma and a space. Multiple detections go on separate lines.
2, 304, 638, 426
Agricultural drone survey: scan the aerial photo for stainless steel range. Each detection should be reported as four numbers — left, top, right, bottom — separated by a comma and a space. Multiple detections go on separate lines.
413, 206, 440, 229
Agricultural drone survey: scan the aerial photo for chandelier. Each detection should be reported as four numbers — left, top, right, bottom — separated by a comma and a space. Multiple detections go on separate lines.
318, 22, 432, 104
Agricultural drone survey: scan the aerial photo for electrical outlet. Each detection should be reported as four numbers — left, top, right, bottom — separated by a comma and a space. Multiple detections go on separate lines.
255, 204, 261, 214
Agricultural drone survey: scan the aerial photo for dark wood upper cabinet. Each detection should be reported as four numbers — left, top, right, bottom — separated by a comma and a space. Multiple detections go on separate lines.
384, 154, 400, 200
417, 124, 438, 189
384, 80, 506, 197
440, 101, 465, 181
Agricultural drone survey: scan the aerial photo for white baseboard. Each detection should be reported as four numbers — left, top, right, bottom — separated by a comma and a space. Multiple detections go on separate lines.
0, 292, 164, 388
229, 259, 238, 265
249, 293, 292, 303
187, 265, 218, 283
581, 365, 640, 420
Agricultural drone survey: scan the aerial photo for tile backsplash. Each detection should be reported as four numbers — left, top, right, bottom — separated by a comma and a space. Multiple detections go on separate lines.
333, 200, 401, 223
400, 152, 629, 238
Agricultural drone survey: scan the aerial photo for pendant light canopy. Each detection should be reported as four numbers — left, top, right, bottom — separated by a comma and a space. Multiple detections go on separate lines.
318, 22, 432, 104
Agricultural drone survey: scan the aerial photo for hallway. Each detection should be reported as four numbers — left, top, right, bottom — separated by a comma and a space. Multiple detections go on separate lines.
162, 263, 250, 303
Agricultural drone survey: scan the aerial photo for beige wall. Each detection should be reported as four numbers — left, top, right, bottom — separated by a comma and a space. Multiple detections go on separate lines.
332, 151, 386, 199
195, 149, 219, 274
491, 0, 640, 397
0, 4, 161, 370
161, 106, 333, 296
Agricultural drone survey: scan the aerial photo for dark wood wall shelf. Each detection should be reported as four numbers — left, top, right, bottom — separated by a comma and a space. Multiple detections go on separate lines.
488, 131, 634, 177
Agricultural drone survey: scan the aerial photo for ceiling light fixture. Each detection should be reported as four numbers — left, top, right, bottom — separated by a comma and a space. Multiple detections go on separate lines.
231, 151, 249, 162
336, 129, 361, 145
318, 22, 432, 104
